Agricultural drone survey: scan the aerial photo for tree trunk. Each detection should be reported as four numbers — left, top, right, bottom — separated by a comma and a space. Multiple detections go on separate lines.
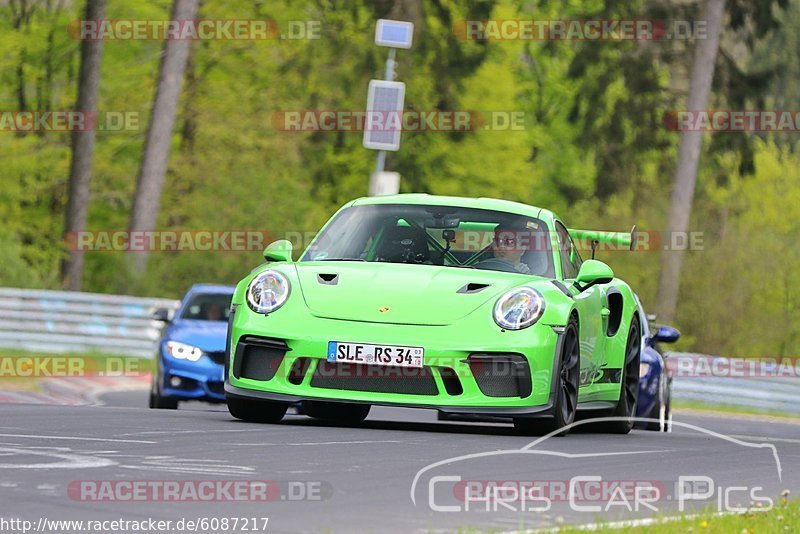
128, 0, 200, 274
61, 0, 106, 290
655, 0, 726, 323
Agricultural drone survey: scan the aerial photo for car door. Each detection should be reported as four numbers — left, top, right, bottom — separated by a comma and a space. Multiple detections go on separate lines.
555, 221, 604, 388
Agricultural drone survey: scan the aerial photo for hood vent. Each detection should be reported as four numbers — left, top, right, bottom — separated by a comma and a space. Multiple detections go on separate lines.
458, 283, 490, 294
317, 273, 339, 285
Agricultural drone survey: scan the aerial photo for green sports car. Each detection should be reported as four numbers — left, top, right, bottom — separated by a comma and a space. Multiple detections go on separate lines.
224, 194, 641, 435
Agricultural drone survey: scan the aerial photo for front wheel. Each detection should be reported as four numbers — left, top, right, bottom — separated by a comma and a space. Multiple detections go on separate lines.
149, 390, 178, 409
149, 374, 178, 409
303, 401, 370, 423
645, 374, 671, 431
514, 318, 579, 436
226, 396, 287, 423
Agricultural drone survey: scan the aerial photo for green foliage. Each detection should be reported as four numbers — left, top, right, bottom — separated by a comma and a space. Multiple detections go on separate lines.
0, 0, 798, 357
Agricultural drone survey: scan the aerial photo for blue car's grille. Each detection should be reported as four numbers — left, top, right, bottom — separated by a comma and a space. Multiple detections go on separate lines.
207, 351, 225, 365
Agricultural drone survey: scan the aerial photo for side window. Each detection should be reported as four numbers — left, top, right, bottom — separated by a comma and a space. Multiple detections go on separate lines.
555, 222, 581, 279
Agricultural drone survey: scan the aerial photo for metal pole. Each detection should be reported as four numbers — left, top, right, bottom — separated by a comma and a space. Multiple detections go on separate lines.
374, 48, 397, 174
384, 47, 396, 80
375, 150, 386, 174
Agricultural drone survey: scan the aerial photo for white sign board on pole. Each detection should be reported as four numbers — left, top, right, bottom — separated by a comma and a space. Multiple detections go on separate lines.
375, 19, 414, 48
363, 80, 405, 152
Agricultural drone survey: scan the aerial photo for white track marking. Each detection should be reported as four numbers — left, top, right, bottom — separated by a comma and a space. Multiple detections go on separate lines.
0, 433, 155, 444
727, 434, 800, 445
114, 428, 276, 437
286, 440, 407, 446
0, 447, 117, 469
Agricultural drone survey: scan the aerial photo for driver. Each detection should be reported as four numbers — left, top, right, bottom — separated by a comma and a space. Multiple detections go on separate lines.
205, 303, 224, 321
490, 224, 534, 274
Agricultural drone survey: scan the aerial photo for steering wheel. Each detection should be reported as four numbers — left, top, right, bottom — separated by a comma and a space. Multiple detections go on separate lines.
473, 258, 518, 273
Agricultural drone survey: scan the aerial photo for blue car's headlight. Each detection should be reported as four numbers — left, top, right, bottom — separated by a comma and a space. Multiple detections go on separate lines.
165, 341, 204, 361
639, 362, 651, 377
493, 288, 545, 330
246, 270, 290, 314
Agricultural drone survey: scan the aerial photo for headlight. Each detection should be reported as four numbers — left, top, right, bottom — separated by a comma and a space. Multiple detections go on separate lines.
639, 362, 651, 377
165, 341, 204, 361
493, 288, 545, 330
246, 270, 290, 314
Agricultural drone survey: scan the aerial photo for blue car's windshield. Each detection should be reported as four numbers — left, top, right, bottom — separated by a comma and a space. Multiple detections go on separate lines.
301, 204, 555, 277
179, 293, 232, 321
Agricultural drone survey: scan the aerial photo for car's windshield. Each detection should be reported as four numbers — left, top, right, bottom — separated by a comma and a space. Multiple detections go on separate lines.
179, 293, 232, 321
301, 204, 555, 277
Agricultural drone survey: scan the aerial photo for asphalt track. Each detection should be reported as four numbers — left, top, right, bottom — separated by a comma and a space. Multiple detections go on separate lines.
0, 391, 798, 533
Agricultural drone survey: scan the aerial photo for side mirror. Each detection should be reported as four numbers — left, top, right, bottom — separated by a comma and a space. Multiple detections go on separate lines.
152, 308, 171, 323
574, 259, 614, 290
263, 239, 293, 263
653, 325, 680, 344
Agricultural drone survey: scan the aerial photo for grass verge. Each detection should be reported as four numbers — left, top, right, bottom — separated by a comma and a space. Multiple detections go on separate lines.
0, 348, 152, 390
556, 495, 796, 533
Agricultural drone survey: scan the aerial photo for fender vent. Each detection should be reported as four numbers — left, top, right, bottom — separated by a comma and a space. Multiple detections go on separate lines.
606, 292, 623, 336
458, 283, 490, 294
317, 273, 339, 285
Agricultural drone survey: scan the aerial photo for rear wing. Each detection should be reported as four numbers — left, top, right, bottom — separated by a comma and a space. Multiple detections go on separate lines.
568, 226, 637, 257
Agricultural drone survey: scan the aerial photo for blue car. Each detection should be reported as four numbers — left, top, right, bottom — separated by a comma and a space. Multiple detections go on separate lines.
634, 295, 680, 431
149, 284, 235, 409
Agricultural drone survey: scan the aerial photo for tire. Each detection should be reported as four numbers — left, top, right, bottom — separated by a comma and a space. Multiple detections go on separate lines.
645, 395, 663, 431
149, 374, 178, 409
304, 401, 371, 423
149, 390, 178, 409
592, 317, 640, 434
645, 373, 668, 431
663, 381, 673, 432
514, 318, 579, 436
226, 396, 287, 423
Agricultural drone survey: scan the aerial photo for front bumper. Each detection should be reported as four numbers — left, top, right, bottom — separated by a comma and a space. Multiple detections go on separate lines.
159, 355, 226, 402
226, 306, 565, 417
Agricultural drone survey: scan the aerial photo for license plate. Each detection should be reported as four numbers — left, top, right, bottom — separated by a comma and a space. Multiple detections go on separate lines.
327, 341, 424, 368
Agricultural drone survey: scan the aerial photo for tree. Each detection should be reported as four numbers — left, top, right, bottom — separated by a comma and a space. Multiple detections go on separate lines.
655, 0, 726, 323
61, 0, 106, 291
128, 0, 199, 274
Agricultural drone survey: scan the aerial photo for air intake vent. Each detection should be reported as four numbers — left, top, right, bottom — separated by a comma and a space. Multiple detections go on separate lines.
311, 362, 438, 396
468, 354, 532, 398
458, 283, 490, 294
232, 336, 289, 381
317, 273, 339, 285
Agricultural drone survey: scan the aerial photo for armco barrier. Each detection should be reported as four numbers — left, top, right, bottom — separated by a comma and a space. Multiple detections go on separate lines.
669, 352, 800, 415
1, 290, 798, 414
0, 288, 179, 359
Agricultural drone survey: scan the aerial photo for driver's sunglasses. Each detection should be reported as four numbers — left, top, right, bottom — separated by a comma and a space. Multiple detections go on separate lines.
495, 237, 517, 248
